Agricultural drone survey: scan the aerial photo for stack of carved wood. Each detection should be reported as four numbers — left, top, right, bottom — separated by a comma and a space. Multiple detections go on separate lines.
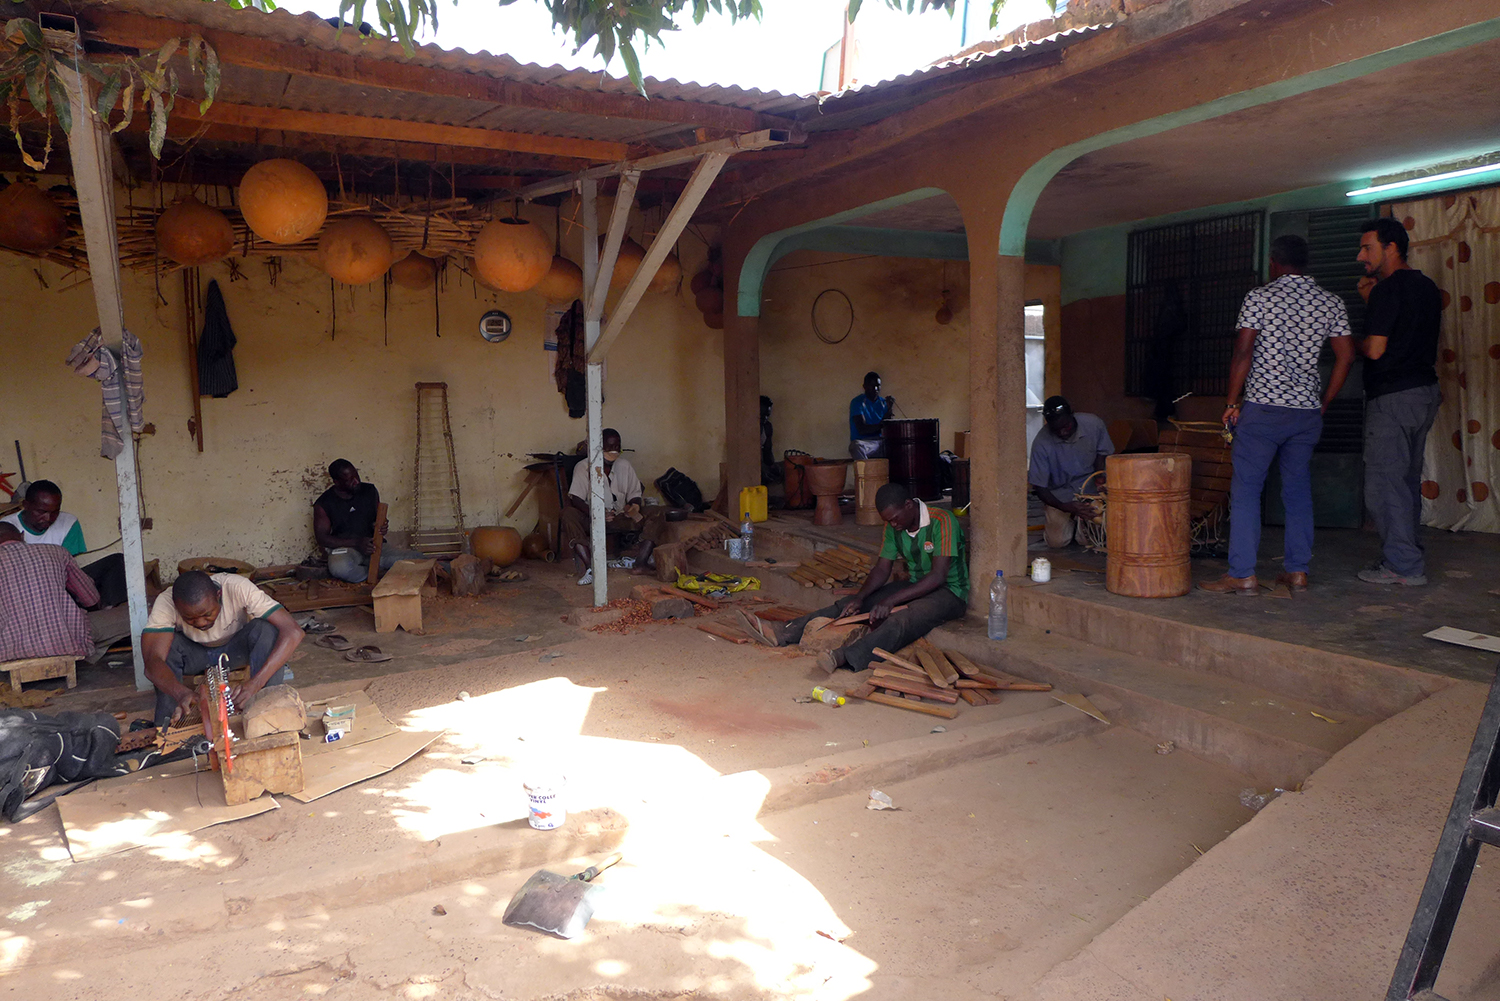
791, 545, 874, 589
845, 638, 1052, 718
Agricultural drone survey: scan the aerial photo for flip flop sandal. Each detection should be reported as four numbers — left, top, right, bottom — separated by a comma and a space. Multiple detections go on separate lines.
300, 618, 337, 634
735, 609, 775, 647
344, 645, 393, 663
496, 569, 527, 583
314, 634, 354, 651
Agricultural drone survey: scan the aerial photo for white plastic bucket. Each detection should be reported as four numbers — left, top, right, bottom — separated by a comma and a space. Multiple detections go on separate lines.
1031, 557, 1052, 583
524, 775, 566, 830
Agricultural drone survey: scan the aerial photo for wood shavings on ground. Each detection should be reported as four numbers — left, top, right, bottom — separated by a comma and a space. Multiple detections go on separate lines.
587, 599, 654, 635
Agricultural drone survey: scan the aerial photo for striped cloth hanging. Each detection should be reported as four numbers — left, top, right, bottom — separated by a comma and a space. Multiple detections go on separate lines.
64, 327, 145, 460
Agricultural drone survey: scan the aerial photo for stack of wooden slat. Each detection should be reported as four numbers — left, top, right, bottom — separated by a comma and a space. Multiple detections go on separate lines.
791, 546, 874, 589
845, 638, 1052, 717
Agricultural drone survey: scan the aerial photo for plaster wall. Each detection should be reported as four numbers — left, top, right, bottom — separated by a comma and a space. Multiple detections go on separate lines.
759, 251, 971, 462
0, 199, 725, 574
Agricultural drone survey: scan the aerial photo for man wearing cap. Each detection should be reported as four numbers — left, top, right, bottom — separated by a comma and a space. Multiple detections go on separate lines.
561, 428, 668, 586
1200, 234, 1354, 595
1028, 396, 1114, 548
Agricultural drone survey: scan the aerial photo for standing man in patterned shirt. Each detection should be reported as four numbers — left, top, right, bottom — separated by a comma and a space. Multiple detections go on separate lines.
1200, 235, 1355, 595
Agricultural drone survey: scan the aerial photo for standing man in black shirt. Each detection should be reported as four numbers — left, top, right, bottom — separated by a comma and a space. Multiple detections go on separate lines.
313, 459, 427, 582
1354, 218, 1443, 586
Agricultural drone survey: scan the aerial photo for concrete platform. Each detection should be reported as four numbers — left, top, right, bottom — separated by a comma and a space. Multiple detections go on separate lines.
1031, 679, 1500, 1001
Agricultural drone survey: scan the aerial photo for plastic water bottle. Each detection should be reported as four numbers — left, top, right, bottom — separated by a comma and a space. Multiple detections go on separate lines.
740, 515, 754, 561
988, 570, 1008, 641
811, 686, 845, 707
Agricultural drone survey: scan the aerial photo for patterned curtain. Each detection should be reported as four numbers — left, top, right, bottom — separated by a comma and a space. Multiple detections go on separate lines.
1392, 187, 1500, 533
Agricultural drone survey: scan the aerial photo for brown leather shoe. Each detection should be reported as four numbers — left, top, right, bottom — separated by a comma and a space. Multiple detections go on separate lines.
1198, 574, 1259, 595
1275, 571, 1309, 591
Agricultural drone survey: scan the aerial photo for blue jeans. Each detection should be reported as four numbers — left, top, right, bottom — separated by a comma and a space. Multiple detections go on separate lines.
326, 545, 429, 583
1228, 402, 1323, 579
1364, 384, 1442, 577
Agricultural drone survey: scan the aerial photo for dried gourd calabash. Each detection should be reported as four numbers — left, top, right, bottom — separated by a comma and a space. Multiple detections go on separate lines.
470, 526, 522, 567
389, 250, 437, 290
238, 159, 328, 245
648, 251, 682, 294
318, 217, 394, 285
0, 182, 68, 252
156, 197, 234, 267
695, 286, 725, 315
474, 218, 551, 293
608, 238, 646, 292
532, 256, 583, 302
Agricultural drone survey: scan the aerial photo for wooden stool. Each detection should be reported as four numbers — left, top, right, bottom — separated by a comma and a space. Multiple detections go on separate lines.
372, 558, 438, 634
3, 655, 76, 693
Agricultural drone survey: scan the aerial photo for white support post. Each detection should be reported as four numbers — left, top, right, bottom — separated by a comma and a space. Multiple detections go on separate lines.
579, 179, 610, 607
591, 151, 731, 362
60, 50, 150, 691
587, 170, 641, 325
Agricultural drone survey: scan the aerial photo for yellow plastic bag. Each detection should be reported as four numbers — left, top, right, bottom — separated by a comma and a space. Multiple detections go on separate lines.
674, 571, 760, 594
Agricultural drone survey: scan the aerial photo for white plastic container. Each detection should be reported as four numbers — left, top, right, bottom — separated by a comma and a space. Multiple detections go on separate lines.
1031, 557, 1052, 583
524, 774, 566, 831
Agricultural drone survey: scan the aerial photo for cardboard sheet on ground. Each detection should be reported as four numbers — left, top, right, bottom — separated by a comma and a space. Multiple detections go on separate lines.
56, 760, 278, 861
1425, 626, 1500, 654
56, 690, 441, 857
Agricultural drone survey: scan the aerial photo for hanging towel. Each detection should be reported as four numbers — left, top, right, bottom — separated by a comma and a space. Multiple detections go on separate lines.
553, 299, 586, 419
65, 327, 145, 459
197, 279, 238, 398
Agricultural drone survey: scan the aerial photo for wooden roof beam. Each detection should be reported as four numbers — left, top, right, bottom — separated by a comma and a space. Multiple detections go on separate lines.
79, 9, 797, 136
171, 100, 630, 162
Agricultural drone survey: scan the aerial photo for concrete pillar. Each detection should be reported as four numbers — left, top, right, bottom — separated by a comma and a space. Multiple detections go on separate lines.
967, 251, 1029, 612
722, 311, 760, 508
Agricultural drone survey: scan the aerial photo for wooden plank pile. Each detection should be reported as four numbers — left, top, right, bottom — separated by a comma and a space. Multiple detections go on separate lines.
845, 638, 1052, 718
791, 545, 875, 590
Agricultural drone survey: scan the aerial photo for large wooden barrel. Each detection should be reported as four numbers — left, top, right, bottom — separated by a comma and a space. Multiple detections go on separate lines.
950, 458, 971, 509
1105, 452, 1192, 598
855, 458, 889, 526
883, 418, 941, 501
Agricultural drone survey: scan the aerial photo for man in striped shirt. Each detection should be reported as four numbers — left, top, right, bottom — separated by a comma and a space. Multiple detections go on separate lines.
740, 483, 968, 672
0, 522, 99, 663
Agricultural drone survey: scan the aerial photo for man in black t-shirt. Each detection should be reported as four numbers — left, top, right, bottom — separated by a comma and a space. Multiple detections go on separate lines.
313, 459, 426, 582
1354, 218, 1443, 586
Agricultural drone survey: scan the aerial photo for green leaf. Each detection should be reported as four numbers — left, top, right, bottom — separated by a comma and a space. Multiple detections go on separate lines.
12, 17, 41, 51
619, 36, 643, 97
23, 61, 45, 119
95, 70, 123, 121
848, 0, 863, 20
47, 72, 69, 135
148, 91, 167, 159
200, 42, 220, 112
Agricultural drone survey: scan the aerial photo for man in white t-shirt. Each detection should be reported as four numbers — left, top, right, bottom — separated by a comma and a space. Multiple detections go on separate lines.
1, 479, 127, 607
560, 428, 668, 586
141, 570, 305, 725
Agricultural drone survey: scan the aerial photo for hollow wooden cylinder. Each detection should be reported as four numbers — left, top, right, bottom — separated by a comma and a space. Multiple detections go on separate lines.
950, 458, 971, 509
808, 460, 849, 527
883, 418, 941, 501
783, 455, 816, 509
1105, 452, 1192, 598
855, 458, 889, 526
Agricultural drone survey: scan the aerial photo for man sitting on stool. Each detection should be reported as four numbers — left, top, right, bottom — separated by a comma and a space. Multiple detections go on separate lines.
2, 479, 128, 608
739, 482, 968, 672
314, 459, 426, 583
561, 428, 669, 586
1028, 396, 1113, 548
142, 570, 305, 725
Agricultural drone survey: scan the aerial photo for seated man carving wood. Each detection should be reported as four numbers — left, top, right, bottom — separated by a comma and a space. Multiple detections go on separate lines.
0, 522, 98, 663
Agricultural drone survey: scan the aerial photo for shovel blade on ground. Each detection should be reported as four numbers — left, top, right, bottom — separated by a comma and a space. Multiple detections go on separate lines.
502, 868, 600, 940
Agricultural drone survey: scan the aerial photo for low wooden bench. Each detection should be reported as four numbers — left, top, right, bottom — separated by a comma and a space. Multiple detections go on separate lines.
371, 558, 438, 634
3, 655, 76, 693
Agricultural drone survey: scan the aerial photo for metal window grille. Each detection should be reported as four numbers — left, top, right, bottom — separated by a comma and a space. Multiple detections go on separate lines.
1125, 211, 1264, 398
1306, 205, 1375, 453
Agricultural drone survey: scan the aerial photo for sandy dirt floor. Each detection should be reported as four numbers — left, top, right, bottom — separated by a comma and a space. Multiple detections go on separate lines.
0, 564, 1260, 1000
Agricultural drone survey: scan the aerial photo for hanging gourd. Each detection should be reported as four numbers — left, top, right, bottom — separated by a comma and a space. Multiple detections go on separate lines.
389, 250, 437, 290
238, 158, 328, 245
608, 237, 646, 292
318, 217, 394, 285
532, 255, 583, 302
473, 217, 551, 293
0, 182, 68, 252
648, 251, 682, 294
156, 197, 234, 267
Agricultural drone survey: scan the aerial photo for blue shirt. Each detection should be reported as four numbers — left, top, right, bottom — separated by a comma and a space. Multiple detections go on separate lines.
1027, 413, 1113, 503
849, 394, 891, 441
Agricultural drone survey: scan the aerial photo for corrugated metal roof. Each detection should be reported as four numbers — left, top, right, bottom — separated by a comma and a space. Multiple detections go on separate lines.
81, 0, 1109, 126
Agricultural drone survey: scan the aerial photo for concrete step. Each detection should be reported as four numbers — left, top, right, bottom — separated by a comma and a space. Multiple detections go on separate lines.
931, 620, 1375, 789
1011, 588, 1450, 721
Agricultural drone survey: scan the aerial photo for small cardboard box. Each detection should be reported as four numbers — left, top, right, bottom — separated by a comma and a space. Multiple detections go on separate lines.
953, 431, 970, 458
